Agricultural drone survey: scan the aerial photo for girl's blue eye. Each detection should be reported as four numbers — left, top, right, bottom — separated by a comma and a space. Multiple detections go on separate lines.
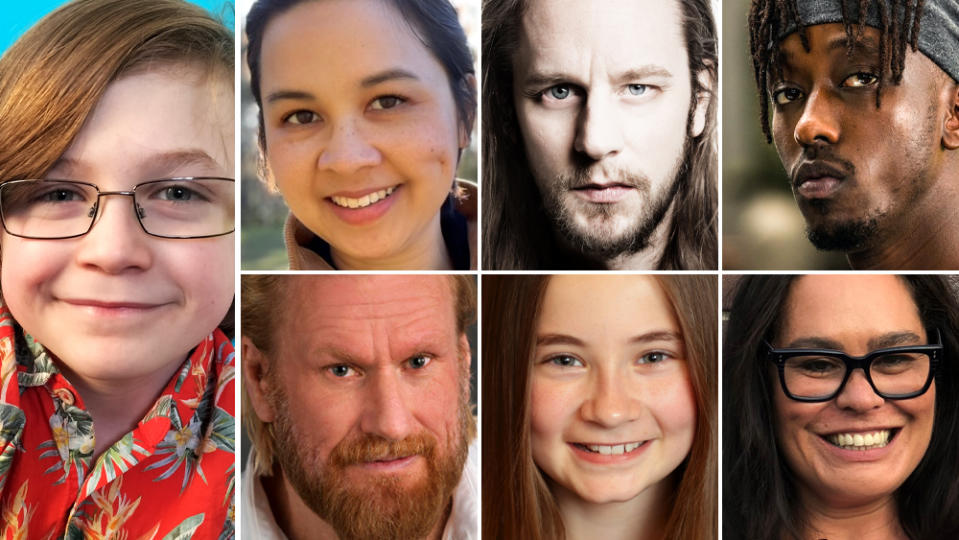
549, 355, 583, 367
638, 352, 670, 364
628, 84, 648, 96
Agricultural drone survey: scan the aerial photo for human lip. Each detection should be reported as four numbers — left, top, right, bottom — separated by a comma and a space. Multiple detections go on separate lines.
570, 183, 636, 204
355, 454, 419, 473
815, 427, 901, 460
60, 299, 166, 310
792, 161, 851, 199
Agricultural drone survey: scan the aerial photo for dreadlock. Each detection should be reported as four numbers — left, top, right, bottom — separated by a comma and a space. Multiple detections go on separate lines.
748, 0, 925, 141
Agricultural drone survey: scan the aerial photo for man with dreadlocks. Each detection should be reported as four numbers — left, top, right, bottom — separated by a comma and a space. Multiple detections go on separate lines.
748, 0, 959, 269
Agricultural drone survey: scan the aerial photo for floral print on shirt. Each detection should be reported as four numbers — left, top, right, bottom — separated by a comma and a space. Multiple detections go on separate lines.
0, 302, 235, 539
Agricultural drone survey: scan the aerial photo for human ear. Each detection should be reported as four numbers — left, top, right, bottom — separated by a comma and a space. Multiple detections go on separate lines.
458, 333, 472, 375
942, 81, 959, 150
459, 73, 477, 149
690, 66, 714, 139
242, 336, 278, 423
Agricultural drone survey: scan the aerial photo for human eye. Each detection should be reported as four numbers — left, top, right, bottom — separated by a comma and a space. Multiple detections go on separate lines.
282, 109, 321, 125
872, 353, 922, 374
841, 71, 879, 88
545, 354, 584, 368
327, 364, 358, 378
369, 95, 407, 111
407, 354, 432, 370
789, 356, 843, 377
535, 84, 584, 107
637, 351, 673, 365
771, 86, 804, 106
153, 183, 206, 203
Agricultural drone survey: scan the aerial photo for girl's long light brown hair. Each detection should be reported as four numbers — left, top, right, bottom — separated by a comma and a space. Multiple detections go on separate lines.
482, 274, 717, 539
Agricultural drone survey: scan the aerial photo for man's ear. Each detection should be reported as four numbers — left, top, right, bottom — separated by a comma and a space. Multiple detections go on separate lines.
459, 73, 477, 149
942, 81, 959, 150
689, 67, 714, 139
458, 333, 472, 375
242, 336, 278, 423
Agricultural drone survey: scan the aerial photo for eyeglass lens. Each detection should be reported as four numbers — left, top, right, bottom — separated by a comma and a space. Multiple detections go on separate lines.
783, 352, 932, 399
0, 179, 234, 238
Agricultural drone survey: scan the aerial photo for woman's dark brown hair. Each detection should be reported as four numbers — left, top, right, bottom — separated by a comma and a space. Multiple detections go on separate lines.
482, 274, 717, 539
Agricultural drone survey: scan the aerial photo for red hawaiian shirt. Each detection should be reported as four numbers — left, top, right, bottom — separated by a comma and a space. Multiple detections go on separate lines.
0, 303, 235, 539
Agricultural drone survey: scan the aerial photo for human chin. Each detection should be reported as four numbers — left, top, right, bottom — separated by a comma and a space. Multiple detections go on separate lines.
800, 203, 883, 252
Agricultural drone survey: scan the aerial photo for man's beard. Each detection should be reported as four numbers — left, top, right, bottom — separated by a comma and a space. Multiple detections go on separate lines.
269, 387, 472, 540
805, 208, 881, 252
539, 138, 689, 260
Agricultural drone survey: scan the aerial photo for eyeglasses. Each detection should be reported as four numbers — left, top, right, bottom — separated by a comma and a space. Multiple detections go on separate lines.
766, 331, 942, 402
0, 177, 234, 239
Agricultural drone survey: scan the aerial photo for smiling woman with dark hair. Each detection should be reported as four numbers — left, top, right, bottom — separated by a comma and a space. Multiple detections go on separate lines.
245, 0, 477, 270
724, 274, 959, 539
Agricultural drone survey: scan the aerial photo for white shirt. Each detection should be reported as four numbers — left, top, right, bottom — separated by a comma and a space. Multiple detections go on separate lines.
241, 439, 480, 539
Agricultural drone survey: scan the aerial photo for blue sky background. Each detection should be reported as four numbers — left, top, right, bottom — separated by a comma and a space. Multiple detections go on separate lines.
1, 1, 235, 53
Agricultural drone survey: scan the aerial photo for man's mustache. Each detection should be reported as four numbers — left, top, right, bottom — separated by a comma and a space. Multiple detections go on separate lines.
330, 432, 437, 467
560, 166, 650, 191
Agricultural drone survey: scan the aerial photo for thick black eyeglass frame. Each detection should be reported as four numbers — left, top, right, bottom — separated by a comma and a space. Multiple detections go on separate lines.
0, 177, 235, 240
765, 330, 942, 402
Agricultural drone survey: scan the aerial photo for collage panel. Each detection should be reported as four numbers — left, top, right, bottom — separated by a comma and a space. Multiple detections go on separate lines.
481, 0, 719, 270
0, 1, 235, 537
239, 0, 479, 271
723, 274, 959, 538
239, 274, 478, 538
482, 274, 718, 538
723, 0, 959, 270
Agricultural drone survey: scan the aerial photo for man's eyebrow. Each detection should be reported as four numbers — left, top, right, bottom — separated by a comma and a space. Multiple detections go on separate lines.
826, 34, 880, 56
520, 72, 574, 90
613, 66, 674, 84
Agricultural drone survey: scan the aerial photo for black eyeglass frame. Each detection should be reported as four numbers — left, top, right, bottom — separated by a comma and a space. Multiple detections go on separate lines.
765, 330, 942, 403
0, 177, 235, 240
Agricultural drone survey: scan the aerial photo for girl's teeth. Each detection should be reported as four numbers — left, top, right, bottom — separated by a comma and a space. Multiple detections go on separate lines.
331, 186, 396, 209
581, 442, 643, 455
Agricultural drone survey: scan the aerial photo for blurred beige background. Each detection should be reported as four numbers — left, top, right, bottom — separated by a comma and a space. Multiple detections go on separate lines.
722, 0, 847, 269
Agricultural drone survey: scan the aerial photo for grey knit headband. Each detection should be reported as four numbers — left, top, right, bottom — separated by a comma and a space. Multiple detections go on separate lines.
775, 0, 959, 83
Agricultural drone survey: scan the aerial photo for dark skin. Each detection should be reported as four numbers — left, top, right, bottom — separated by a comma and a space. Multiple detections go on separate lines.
770, 24, 959, 269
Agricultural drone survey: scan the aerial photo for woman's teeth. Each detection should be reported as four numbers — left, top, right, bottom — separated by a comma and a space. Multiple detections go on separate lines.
577, 442, 643, 455
331, 186, 396, 209
827, 430, 891, 450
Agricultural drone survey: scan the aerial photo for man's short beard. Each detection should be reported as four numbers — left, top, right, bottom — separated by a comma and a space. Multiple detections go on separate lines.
269, 384, 472, 540
541, 138, 690, 260
803, 199, 884, 252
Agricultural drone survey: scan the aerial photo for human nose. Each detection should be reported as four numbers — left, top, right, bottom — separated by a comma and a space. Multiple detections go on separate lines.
794, 87, 841, 146
574, 94, 623, 160
317, 119, 382, 175
360, 368, 414, 441
74, 194, 152, 273
834, 369, 884, 411
579, 368, 640, 427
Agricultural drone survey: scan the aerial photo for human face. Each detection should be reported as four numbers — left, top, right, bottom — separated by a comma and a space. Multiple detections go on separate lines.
0, 67, 234, 387
773, 275, 935, 508
530, 275, 696, 504
264, 276, 470, 538
770, 24, 955, 252
512, 0, 702, 258
259, 0, 466, 268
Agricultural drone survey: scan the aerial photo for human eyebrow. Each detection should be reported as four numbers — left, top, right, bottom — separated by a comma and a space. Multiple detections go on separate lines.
138, 149, 224, 177
536, 333, 586, 347
360, 68, 420, 88
520, 72, 579, 91
628, 330, 682, 345
783, 336, 844, 350
869, 331, 923, 350
265, 89, 315, 104
826, 34, 880, 58
612, 66, 674, 84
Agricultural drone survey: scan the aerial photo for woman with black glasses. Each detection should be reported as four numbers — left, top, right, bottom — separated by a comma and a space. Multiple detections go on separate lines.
724, 275, 959, 540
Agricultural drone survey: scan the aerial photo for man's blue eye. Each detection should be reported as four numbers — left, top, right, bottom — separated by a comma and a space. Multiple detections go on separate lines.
547, 85, 571, 100
628, 84, 647, 96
